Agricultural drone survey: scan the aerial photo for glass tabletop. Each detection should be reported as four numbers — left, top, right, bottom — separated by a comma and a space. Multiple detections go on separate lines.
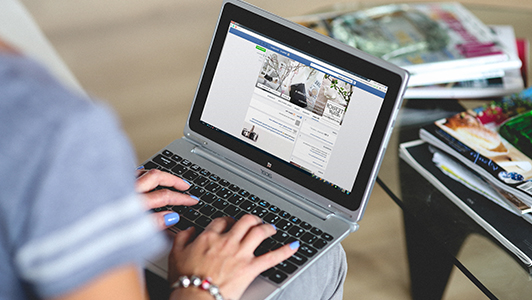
374, 3, 532, 299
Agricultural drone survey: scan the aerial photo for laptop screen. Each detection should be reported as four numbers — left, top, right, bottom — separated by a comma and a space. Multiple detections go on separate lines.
201, 21, 387, 195
188, 2, 406, 212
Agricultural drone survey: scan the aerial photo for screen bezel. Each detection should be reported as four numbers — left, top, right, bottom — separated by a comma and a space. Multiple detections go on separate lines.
188, 2, 405, 212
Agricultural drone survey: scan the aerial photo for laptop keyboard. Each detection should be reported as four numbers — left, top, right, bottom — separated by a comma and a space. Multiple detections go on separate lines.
142, 149, 334, 285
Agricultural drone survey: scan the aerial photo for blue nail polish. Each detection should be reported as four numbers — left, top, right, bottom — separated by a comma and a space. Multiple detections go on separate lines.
136, 165, 145, 170
164, 212, 180, 226
271, 223, 276, 230
190, 195, 200, 202
289, 241, 300, 250
182, 179, 192, 186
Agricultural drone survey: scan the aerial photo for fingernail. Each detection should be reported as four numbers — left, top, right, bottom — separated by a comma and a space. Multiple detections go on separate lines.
182, 179, 192, 186
271, 224, 276, 230
289, 241, 300, 250
136, 165, 145, 170
164, 212, 180, 226
190, 195, 200, 202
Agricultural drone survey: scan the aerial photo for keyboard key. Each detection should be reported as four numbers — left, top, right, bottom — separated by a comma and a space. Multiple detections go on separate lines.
268, 270, 288, 284
171, 164, 187, 175
183, 209, 200, 221
196, 216, 212, 228
276, 220, 293, 231
260, 267, 275, 277
310, 227, 323, 235
194, 176, 210, 187
277, 260, 297, 274
258, 200, 270, 208
251, 208, 268, 218
300, 232, 318, 244
142, 161, 158, 170
288, 226, 305, 238
239, 190, 250, 198
199, 204, 216, 216
162, 149, 173, 157
300, 222, 312, 230
201, 192, 217, 203
298, 244, 317, 257
209, 174, 220, 181
239, 200, 256, 212
190, 164, 202, 172
288, 253, 308, 266
181, 159, 192, 167
212, 199, 229, 210
153, 154, 177, 169
248, 194, 260, 202
279, 211, 291, 219
182, 170, 198, 181
205, 182, 221, 193
223, 205, 241, 217
268, 205, 280, 213
171, 154, 183, 162
189, 186, 205, 197
219, 179, 230, 186
289, 216, 301, 224
263, 213, 279, 224
271, 231, 289, 243
321, 233, 333, 241
313, 239, 328, 250
228, 184, 240, 192
228, 194, 244, 205
216, 187, 233, 199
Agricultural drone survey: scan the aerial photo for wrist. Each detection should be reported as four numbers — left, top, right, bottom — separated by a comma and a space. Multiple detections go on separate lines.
170, 275, 228, 300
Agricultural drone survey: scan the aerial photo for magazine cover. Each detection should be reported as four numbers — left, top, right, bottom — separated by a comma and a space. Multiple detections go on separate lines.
404, 25, 525, 99
420, 87, 532, 205
400, 140, 532, 273
293, 2, 521, 86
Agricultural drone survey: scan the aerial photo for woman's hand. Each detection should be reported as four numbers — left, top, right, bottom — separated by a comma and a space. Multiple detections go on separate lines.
136, 168, 199, 229
168, 214, 299, 300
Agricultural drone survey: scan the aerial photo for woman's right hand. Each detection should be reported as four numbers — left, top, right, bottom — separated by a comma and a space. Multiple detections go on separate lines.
168, 214, 299, 300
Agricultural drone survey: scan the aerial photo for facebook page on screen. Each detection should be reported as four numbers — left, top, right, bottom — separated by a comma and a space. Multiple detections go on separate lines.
200, 22, 388, 194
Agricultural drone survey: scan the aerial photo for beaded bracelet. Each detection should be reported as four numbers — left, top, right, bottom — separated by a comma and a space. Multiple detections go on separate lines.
171, 275, 226, 300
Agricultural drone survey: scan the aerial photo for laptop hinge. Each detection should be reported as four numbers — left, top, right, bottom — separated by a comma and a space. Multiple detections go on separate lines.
190, 144, 334, 221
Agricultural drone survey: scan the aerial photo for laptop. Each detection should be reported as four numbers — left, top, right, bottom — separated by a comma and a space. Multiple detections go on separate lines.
142, 0, 409, 298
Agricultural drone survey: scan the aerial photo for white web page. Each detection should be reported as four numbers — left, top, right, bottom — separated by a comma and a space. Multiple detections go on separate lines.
201, 24, 386, 192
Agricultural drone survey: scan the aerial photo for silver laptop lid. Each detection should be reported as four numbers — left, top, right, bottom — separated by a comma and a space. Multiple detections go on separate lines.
183, 0, 409, 223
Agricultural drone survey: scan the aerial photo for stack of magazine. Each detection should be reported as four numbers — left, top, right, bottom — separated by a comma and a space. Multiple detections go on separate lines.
399, 87, 532, 273
293, 2, 527, 99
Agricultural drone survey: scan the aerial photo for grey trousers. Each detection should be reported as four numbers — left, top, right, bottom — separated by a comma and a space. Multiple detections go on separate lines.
271, 243, 347, 300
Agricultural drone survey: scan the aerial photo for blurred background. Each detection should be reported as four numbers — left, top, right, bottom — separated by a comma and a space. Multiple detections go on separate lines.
19, 0, 530, 299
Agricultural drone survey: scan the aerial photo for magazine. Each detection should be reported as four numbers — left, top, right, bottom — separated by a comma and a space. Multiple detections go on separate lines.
419, 87, 532, 206
293, 2, 522, 87
404, 25, 525, 99
400, 140, 532, 274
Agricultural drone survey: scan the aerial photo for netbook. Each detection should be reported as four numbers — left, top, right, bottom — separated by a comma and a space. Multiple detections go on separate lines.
142, 0, 409, 299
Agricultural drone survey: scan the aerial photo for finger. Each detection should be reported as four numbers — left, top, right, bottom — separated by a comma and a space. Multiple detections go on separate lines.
152, 211, 180, 230
172, 227, 197, 252
252, 241, 300, 272
238, 222, 277, 253
226, 214, 263, 241
203, 216, 235, 234
135, 169, 191, 193
142, 188, 199, 209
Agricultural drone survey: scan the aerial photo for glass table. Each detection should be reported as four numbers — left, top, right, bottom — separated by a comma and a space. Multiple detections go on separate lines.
375, 4, 532, 299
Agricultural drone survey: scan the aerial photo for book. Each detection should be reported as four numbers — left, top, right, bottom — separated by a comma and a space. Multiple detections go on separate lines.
293, 2, 522, 87
404, 25, 525, 99
399, 140, 532, 273
419, 87, 532, 206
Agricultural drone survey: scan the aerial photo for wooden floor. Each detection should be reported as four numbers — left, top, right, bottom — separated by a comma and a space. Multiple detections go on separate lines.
19, 0, 530, 299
